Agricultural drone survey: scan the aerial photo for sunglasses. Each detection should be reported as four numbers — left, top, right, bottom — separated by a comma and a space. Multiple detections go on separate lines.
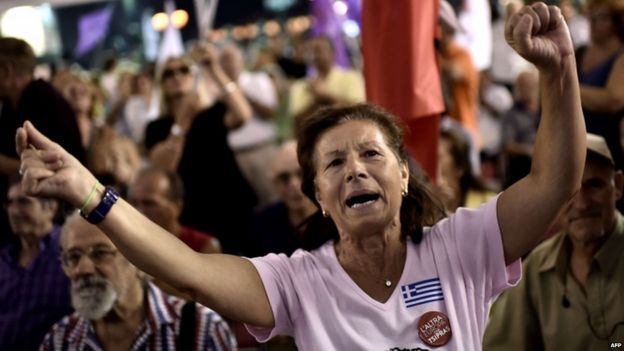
162, 65, 190, 81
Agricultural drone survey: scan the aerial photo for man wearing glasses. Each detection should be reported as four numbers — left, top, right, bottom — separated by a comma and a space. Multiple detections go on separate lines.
484, 134, 624, 350
0, 177, 71, 351
40, 213, 236, 351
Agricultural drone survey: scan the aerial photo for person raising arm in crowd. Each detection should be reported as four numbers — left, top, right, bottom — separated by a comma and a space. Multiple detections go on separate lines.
17, 3, 584, 349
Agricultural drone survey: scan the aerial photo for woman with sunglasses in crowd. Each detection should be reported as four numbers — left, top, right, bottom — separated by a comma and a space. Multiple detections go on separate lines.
144, 44, 257, 256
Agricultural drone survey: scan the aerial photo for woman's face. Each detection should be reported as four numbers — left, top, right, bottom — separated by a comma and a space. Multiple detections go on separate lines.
64, 80, 92, 116
161, 59, 193, 98
313, 120, 409, 237
589, 5, 616, 42
136, 74, 153, 95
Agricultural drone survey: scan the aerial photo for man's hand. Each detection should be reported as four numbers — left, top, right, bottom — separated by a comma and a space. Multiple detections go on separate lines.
505, 2, 573, 70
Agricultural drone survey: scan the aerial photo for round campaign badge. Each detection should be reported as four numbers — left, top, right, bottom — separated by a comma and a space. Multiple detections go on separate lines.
417, 311, 452, 347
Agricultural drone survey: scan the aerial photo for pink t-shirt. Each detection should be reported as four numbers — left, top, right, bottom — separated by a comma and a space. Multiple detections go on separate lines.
246, 195, 521, 350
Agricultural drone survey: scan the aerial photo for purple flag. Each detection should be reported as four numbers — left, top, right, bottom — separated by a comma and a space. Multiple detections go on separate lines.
311, 0, 350, 68
73, 5, 114, 57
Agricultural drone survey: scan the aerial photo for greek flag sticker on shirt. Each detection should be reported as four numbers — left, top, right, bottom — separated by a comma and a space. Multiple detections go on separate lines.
401, 277, 444, 308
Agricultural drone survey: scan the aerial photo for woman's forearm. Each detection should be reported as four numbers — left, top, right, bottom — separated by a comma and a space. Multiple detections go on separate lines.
580, 85, 624, 114
211, 67, 252, 128
532, 56, 585, 196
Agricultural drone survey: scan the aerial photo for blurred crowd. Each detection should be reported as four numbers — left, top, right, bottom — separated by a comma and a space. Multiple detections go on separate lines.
0, 0, 623, 349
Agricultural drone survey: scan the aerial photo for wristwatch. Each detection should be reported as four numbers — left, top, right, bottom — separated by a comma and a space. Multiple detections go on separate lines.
80, 186, 120, 224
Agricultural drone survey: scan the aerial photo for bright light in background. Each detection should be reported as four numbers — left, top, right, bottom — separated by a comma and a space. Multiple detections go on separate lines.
151, 12, 169, 32
333, 0, 348, 16
1, 6, 46, 56
170, 9, 188, 29
342, 19, 360, 38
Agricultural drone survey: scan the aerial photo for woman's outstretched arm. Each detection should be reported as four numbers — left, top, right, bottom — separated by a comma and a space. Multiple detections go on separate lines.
497, 2, 586, 264
17, 121, 274, 327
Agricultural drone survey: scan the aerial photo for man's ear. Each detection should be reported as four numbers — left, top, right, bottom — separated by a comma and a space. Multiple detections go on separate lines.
614, 170, 624, 200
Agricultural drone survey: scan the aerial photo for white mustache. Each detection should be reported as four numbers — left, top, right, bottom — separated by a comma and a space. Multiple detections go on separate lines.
73, 275, 110, 295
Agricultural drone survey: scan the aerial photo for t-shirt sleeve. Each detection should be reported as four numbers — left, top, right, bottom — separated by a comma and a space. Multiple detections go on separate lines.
244, 254, 299, 342
432, 194, 521, 300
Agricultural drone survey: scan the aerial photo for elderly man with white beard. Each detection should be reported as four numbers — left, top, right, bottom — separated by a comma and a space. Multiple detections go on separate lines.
40, 213, 236, 351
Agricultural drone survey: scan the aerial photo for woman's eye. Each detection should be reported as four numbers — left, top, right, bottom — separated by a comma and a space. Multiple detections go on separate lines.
364, 150, 380, 157
327, 159, 343, 168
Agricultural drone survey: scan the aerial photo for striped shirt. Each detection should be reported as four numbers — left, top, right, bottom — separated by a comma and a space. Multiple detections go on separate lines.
40, 282, 236, 351
0, 226, 72, 351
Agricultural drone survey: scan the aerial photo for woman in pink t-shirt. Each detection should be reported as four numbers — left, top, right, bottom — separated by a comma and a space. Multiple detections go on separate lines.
17, 2, 584, 349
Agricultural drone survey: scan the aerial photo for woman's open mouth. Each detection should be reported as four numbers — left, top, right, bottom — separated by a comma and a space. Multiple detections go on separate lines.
345, 193, 381, 209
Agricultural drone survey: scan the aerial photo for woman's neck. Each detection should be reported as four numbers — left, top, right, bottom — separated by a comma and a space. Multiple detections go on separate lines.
335, 222, 404, 269
169, 96, 185, 114
335, 223, 407, 300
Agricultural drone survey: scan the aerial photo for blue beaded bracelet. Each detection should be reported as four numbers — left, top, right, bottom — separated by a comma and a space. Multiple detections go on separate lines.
80, 186, 120, 224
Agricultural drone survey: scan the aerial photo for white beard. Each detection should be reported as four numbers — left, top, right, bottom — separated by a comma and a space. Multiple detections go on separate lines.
71, 275, 118, 320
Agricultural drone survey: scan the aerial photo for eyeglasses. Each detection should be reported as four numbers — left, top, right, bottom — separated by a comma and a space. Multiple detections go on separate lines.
161, 65, 190, 81
60, 246, 118, 269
